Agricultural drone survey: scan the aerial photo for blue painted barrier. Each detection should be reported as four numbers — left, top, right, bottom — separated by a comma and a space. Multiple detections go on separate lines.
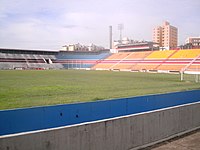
0, 90, 200, 136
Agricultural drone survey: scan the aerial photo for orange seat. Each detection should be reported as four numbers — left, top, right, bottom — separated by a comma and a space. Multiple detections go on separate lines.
93, 49, 200, 72
157, 65, 184, 71
146, 50, 175, 59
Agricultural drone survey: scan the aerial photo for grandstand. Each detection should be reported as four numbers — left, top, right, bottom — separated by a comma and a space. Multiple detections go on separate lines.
55, 50, 110, 69
1, 48, 200, 74
0, 48, 61, 70
93, 49, 200, 73
0, 48, 110, 70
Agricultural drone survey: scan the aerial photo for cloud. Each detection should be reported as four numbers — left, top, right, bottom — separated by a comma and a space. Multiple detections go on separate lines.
63, 25, 78, 29
0, 0, 200, 49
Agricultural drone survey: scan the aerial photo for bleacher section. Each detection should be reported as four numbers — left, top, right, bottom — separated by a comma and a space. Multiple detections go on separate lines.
155, 49, 200, 71
0, 49, 61, 70
1, 48, 200, 72
171, 49, 200, 59
146, 50, 176, 59
0, 49, 111, 70
93, 49, 200, 73
55, 51, 111, 69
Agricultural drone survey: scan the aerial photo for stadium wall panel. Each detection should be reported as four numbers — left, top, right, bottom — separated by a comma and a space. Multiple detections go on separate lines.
0, 99, 200, 150
0, 90, 200, 136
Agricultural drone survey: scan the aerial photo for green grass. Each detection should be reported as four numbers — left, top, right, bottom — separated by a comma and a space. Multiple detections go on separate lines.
0, 70, 200, 110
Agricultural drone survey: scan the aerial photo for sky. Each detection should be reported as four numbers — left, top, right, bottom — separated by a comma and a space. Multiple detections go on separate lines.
0, 0, 200, 50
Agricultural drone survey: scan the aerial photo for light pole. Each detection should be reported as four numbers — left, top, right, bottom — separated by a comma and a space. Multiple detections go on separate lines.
118, 24, 124, 43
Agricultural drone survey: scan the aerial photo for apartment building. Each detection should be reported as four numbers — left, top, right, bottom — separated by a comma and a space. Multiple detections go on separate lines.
153, 21, 178, 50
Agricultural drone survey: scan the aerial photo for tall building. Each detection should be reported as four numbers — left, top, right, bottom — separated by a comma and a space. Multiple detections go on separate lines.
153, 21, 178, 50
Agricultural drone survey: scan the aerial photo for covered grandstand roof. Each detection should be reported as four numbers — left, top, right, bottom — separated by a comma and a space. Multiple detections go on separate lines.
0, 48, 59, 55
0, 48, 59, 53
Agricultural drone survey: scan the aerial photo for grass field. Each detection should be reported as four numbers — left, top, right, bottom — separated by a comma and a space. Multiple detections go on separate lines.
0, 70, 200, 110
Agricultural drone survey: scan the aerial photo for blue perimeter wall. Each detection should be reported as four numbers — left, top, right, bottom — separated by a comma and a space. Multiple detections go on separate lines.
0, 90, 200, 136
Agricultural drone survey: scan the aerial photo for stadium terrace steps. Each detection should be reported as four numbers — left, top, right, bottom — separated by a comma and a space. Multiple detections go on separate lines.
106, 52, 131, 60
132, 64, 159, 71
112, 64, 133, 70
109, 52, 134, 70
130, 51, 153, 70
91, 53, 130, 70
145, 50, 176, 59
156, 65, 185, 71
1, 49, 200, 72
187, 57, 200, 71
171, 49, 200, 59
153, 49, 180, 70
187, 65, 200, 71
56, 51, 111, 69
92, 49, 200, 72
0, 52, 61, 70
0, 50, 111, 70
127, 51, 152, 60
92, 63, 113, 70
181, 54, 200, 72
155, 49, 200, 71
93, 51, 154, 71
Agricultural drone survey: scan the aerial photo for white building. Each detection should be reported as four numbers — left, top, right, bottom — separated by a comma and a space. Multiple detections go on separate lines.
113, 37, 158, 53
61, 43, 105, 51
185, 36, 200, 47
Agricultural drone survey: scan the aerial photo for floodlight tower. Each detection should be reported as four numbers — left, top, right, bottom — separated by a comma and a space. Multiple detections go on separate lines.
118, 24, 124, 43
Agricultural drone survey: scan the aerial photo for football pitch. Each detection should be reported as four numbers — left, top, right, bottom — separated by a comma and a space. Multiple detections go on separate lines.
0, 70, 199, 110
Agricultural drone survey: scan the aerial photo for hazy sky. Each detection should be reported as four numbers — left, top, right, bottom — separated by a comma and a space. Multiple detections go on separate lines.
0, 0, 200, 50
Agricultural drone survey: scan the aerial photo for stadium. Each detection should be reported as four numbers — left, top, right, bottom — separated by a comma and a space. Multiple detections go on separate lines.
0, 47, 200, 150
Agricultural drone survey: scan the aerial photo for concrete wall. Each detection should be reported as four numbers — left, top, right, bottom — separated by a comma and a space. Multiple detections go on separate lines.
0, 102, 200, 150
0, 90, 200, 136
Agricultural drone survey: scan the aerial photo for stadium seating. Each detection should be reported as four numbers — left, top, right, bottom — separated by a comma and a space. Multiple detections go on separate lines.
156, 49, 200, 71
131, 64, 158, 71
93, 51, 153, 70
107, 52, 131, 60
156, 65, 184, 71
92, 49, 200, 72
92, 63, 113, 70
1, 49, 200, 72
187, 63, 200, 71
56, 51, 110, 69
171, 49, 200, 59
146, 50, 175, 59
0, 52, 61, 70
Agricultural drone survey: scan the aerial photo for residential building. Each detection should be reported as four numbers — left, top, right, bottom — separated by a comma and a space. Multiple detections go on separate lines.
153, 21, 178, 50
